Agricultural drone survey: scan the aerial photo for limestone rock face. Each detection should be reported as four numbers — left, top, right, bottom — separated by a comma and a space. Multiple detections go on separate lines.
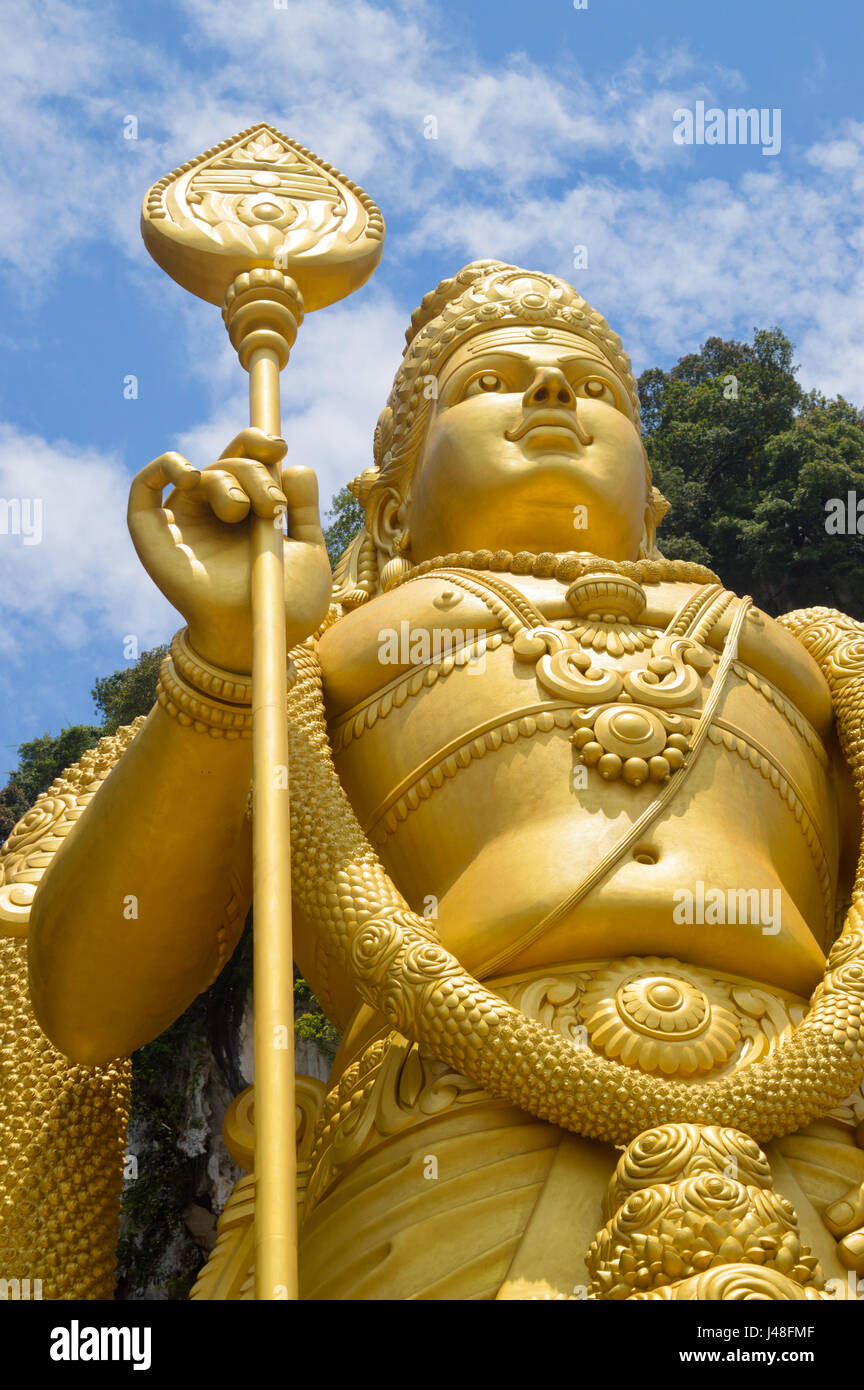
118, 972, 334, 1300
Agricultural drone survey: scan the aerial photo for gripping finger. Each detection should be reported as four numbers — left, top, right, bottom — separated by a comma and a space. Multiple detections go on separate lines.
128, 453, 200, 518
209, 459, 286, 519
219, 427, 287, 468
281, 466, 325, 547
196, 468, 253, 523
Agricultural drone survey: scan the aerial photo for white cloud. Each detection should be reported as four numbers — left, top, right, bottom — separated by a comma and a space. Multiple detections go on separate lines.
172, 0, 723, 182
0, 423, 176, 662
806, 120, 864, 193
403, 161, 864, 398
0, 0, 746, 286
1, 1, 863, 429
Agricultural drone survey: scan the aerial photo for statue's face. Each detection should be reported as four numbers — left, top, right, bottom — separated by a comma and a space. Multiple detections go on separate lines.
399, 327, 647, 563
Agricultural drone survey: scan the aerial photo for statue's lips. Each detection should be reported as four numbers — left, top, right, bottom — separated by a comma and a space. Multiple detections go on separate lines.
505, 409, 593, 448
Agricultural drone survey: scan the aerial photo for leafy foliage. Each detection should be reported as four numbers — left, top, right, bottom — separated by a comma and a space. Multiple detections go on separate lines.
642, 329, 864, 617
14, 725, 105, 801
323, 486, 364, 567
0, 647, 165, 845
91, 645, 167, 733
0, 781, 29, 846
294, 974, 341, 1059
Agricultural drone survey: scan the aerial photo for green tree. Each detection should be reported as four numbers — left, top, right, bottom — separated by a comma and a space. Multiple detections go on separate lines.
641, 329, 864, 617
0, 647, 166, 845
0, 780, 32, 845
91, 644, 166, 733
12, 726, 104, 802
323, 486, 363, 566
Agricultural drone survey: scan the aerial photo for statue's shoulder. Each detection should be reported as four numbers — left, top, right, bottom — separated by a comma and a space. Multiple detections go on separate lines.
709, 599, 836, 737
0, 718, 145, 938
318, 579, 494, 716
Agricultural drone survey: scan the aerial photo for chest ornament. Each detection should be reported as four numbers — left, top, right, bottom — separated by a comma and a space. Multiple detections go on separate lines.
512, 574, 718, 788
571, 705, 692, 786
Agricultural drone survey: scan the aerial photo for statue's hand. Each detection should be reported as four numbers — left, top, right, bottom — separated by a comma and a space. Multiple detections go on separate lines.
128, 427, 333, 673
824, 1179, 864, 1277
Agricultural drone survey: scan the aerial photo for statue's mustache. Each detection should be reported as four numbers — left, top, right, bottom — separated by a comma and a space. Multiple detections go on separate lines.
504, 408, 594, 446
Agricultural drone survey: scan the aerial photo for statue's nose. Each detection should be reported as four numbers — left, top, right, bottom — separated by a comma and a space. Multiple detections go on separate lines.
522, 367, 576, 409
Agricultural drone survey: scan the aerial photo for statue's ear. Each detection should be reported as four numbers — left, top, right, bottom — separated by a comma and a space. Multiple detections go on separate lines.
368, 486, 403, 557
639, 482, 671, 561
652, 486, 671, 526
368, 485, 413, 590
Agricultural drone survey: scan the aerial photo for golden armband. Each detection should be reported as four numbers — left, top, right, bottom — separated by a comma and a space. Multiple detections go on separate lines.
156, 630, 253, 738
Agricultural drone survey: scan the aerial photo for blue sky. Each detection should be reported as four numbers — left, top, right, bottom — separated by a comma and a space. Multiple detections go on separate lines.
1, 0, 863, 775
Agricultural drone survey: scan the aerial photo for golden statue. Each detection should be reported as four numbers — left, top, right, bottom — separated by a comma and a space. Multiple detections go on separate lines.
2, 126, 864, 1303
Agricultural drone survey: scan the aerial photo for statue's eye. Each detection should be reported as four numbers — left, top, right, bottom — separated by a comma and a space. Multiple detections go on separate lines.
464, 372, 505, 398
578, 377, 616, 404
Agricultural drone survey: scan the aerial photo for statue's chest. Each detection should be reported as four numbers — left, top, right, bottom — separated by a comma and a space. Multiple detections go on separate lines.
321, 572, 832, 850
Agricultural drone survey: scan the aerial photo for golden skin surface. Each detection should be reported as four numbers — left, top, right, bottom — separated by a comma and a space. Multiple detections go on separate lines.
320, 569, 842, 1000
378, 329, 649, 564
25, 322, 852, 1048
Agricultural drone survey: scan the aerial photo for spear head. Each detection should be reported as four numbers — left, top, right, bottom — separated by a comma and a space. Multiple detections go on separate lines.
141, 121, 385, 309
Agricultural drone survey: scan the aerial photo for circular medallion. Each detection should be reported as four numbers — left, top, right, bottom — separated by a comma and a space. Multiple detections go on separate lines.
580, 959, 741, 1075
594, 706, 667, 760
233, 194, 299, 230
618, 975, 708, 1039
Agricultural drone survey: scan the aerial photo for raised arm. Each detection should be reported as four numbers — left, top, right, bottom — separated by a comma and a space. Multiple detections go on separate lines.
26, 428, 331, 1063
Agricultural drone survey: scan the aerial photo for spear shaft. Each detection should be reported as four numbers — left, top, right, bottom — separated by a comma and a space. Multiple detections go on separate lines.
222, 269, 305, 1301
248, 343, 297, 1301
140, 122, 384, 1303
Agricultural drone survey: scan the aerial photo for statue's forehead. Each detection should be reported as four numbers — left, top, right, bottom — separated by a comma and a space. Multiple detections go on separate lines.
456, 326, 612, 366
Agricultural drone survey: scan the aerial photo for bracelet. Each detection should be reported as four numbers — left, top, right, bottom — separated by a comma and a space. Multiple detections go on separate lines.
171, 629, 253, 704
156, 656, 253, 739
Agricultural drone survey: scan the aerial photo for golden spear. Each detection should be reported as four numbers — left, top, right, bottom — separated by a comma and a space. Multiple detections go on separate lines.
141, 123, 384, 1299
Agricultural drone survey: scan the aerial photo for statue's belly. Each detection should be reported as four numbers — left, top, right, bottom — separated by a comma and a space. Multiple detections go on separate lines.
329, 638, 837, 998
